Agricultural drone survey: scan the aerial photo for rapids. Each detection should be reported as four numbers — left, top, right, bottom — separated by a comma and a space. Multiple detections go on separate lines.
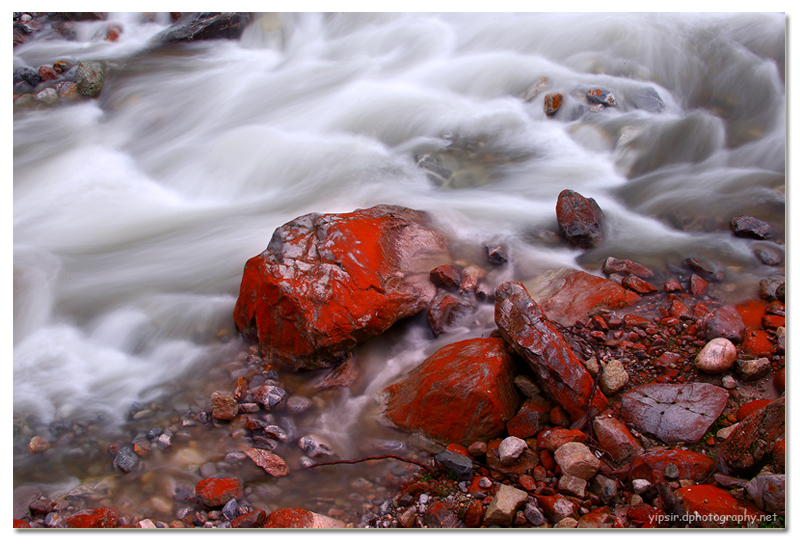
13, 12, 785, 520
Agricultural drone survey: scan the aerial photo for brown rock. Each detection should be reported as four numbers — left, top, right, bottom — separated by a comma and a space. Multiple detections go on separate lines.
554, 442, 600, 480
233, 205, 449, 370
734, 357, 771, 381
555, 189, 605, 249
383, 338, 521, 445
28, 436, 50, 454
426, 294, 474, 337
730, 215, 774, 239
495, 281, 608, 421
539, 428, 587, 452
210, 391, 238, 421
429, 264, 461, 290
484, 484, 528, 526
602, 257, 655, 278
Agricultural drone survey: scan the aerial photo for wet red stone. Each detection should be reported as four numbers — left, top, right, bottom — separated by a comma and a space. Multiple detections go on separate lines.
63, 508, 118, 528
544, 93, 563, 116
446, 443, 470, 457
13, 519, 31, 528
539, 448, 556, 471
627, 449, 715, 482
741, 328, 774, 357
384, 338, 521, 445
538, 428, 587, 451
736, 399, 773, 421
506, 399, 551, 439
263, 507, 316, 528
719, 397, 784, 476
735, 299, 769, 329
676, 485, 764, 526
663, 280, 683, 292
689, 275, 708, 296
555, 190, 605, 249
233, 205, 448, 370
761, 314, 785, 329
774, 368, 785, 392
38, 66, 58, 81
195, 477, 243, 508
231, 509, 267, 528
430, 264, 461, 290
622, 275, 657, 295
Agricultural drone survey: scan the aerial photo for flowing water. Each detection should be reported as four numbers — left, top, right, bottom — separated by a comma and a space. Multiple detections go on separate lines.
13, 12, 785, 522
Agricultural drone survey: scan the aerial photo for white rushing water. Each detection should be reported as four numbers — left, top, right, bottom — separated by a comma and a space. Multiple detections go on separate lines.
13, 12, 785, 439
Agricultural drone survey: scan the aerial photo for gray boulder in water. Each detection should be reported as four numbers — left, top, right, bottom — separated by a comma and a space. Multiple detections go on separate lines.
156, 12, 251, 44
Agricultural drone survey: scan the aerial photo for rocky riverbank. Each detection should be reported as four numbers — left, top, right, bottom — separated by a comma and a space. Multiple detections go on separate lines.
14, 194, 785, 529
13, 12, 785, 530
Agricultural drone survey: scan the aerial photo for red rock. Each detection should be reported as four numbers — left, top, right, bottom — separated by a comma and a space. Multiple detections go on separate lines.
63, 508, 118, 528
539, 428, 587, 452
773, 368, 785, 392
446, 443, 470, 457
233, 205, 449, 370
424, 501, 459, 528
676, 485, 764, 527
426, 294, 474, 338
741, 328, 774, 357
13, 519, 31, 528
429, 264, 461, 290
621, 382, 729, 444
544, 93, 563, 116
654, 351, 681, 368
263, 507, 346, 528
626, 503, 656, 524
555, 189, 605, 249
549, 406, 571, 427
316, 358, 358, 391
210, 391, 238, 421
627, 449, 716, 482
524, 268, 641, 327
540, 449, 556, 471
383, 338, 521, 445
703, 305, 745, 343
231, 509, 267, 528
736, 399, 773, 421
772, 439, 785, 471
195, 477, 243, 508
244, 448, 289, 477
602, 257, 655, 278
459, 264, 486, 294
718, 397, 784, 476
592, 415, 643, 463
38, 66, 58, 81
663, 280, 683, 292
669, 299, 692, 319
730, 215, 774, 239
761, 314, 784, 329
735, 299, 769, 329
535, 493, 578, 523
495, 281, 609, 421
464, 500, 483, 528
577, 506, 612, 528
689, 274, 708, 296
506, 399, 550, 439
622, 275, 657, 295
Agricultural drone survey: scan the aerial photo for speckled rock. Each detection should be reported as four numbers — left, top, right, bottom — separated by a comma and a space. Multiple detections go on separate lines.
695, 338, 737, 374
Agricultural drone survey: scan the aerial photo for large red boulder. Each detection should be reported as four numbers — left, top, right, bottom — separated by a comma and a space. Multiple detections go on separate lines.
495, 281, 608, 421
234, 205, 450, 370
524, 268, 641, 327
556, 189, 605, 249
383, 338, 521, 445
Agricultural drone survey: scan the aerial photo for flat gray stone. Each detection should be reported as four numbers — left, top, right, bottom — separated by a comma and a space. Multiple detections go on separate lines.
620, 382, 729, 444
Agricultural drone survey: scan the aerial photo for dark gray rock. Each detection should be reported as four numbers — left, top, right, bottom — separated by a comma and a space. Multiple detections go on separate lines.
434, 450, 474, 481
730, 215, 774, 239
156, 12, 251, 44
113, 446, 141, 473
222, 498, 239, 520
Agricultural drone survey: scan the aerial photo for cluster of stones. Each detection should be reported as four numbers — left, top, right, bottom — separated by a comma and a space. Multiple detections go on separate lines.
522, 75, 665, 118
13, 191, 785, 528
13, 12, 252, 110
